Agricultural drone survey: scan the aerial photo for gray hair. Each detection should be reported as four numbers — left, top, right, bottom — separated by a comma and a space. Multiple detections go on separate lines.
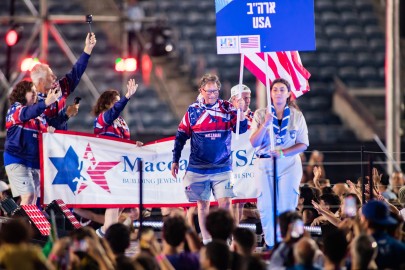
30, 63, 50, 86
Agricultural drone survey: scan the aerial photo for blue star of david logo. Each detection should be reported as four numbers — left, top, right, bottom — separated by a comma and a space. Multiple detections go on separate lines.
50, 146, 85, 194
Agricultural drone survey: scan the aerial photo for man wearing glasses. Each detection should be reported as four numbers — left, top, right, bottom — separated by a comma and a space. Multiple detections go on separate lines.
171, 74, 248, 244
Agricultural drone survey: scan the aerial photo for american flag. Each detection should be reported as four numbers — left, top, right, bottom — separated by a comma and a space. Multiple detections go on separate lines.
244, 51, 311, 99
240, 36, 259, 49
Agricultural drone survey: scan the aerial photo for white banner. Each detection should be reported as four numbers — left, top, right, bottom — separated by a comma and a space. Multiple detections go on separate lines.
40, 131, 258, 207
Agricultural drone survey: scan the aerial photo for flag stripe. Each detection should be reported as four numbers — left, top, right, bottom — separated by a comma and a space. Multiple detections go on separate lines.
244, 51, 311, 99
291, 51, 311, 79
280, 52, 302, 94
267, 53, 282, 81
244, 53, 267, 85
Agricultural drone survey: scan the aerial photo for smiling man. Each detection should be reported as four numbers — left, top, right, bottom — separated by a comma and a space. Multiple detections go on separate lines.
30, 33, 97, 130
171, 74, 247, 244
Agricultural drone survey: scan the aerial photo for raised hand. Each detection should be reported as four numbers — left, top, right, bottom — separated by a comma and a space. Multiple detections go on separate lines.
313, 166, 322, 178
313, 166, 322, 187
311, 200, 323, 214
84, 33, 97, 54
372, 167, 382, 186
234, 97, 245, 110
125, 79, 138, 99
66, 104, 79, 118
346, 180, 362, 198
45, 88, 62, 106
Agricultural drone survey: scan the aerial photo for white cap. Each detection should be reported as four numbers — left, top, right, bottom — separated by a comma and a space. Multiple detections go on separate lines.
229, 84, 251, 100
0, 181, 9, 192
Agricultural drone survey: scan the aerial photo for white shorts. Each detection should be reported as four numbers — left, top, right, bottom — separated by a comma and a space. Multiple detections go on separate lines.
5, 163, 40, 197
183, 171, 234, 202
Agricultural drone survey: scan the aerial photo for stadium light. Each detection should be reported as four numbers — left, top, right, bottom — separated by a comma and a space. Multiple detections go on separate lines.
115, 57, 137, 72
5, 25, 23, 47
21, 57, 41, 72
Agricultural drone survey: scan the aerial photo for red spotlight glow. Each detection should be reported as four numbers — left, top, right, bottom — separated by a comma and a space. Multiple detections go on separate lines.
5, 30, 18, 46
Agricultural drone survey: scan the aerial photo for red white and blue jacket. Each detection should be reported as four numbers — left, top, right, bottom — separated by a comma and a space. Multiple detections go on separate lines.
94, 96, 130, 139
172, 99, 248, 174
37, 52, 91, 130
4, 101, 48, 169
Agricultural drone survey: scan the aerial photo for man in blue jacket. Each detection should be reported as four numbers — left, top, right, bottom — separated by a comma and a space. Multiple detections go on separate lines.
171, 74, 247, 244
30, 33, 97, 130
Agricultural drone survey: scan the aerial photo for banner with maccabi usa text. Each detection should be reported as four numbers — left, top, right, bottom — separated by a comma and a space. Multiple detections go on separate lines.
40, 131, 258, 207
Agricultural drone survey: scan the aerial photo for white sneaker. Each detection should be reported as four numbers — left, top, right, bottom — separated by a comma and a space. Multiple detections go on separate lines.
96, 227, 105, 238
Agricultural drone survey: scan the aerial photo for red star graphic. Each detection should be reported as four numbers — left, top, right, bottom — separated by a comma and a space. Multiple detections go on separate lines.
80, 143, 120, 193
86, 161, 120, 193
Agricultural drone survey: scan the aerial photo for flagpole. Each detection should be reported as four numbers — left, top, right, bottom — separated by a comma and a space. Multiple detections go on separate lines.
264, 52, 274, 150
138, 159, 143, 240
264, 52, 277, 246
235, 54, 245, 139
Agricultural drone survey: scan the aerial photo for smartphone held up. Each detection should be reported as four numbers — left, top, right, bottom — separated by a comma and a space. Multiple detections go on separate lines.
51, 81, 61, 94
291, 219, 304, 238
86, 14, 93, 33
344, 196, 357, 218
71, 239, 88, 252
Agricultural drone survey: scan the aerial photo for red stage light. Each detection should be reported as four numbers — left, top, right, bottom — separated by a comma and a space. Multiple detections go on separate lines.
5, 29, 18, 47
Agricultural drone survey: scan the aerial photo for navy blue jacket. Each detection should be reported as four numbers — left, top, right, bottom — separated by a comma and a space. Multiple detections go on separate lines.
4, 101, 48, 168
173, 99, 248, 174
37, 52, 90, 130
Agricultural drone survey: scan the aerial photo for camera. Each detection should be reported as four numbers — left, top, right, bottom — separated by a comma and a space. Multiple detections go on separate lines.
74, 97, 82, 105
86, 14, 93, 23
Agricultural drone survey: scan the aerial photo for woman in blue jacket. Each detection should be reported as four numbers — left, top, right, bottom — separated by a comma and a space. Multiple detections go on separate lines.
4, 80, 60, 205
92, 78, 140, 237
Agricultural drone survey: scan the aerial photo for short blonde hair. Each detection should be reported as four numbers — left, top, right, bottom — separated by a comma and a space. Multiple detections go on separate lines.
30, 63, 50, 86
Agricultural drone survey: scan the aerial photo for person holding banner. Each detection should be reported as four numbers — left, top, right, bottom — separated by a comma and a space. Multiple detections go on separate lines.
30, 33, 97, 130
92, 78, 140, 237
229, 84, 254, 127
4, 80, 61, 205
249, 78, 309, 249
171, 74, 248, 244
229, 83, 254, 223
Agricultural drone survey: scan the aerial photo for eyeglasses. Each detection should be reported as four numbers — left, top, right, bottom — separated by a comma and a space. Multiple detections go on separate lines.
202, 89, 220, 95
